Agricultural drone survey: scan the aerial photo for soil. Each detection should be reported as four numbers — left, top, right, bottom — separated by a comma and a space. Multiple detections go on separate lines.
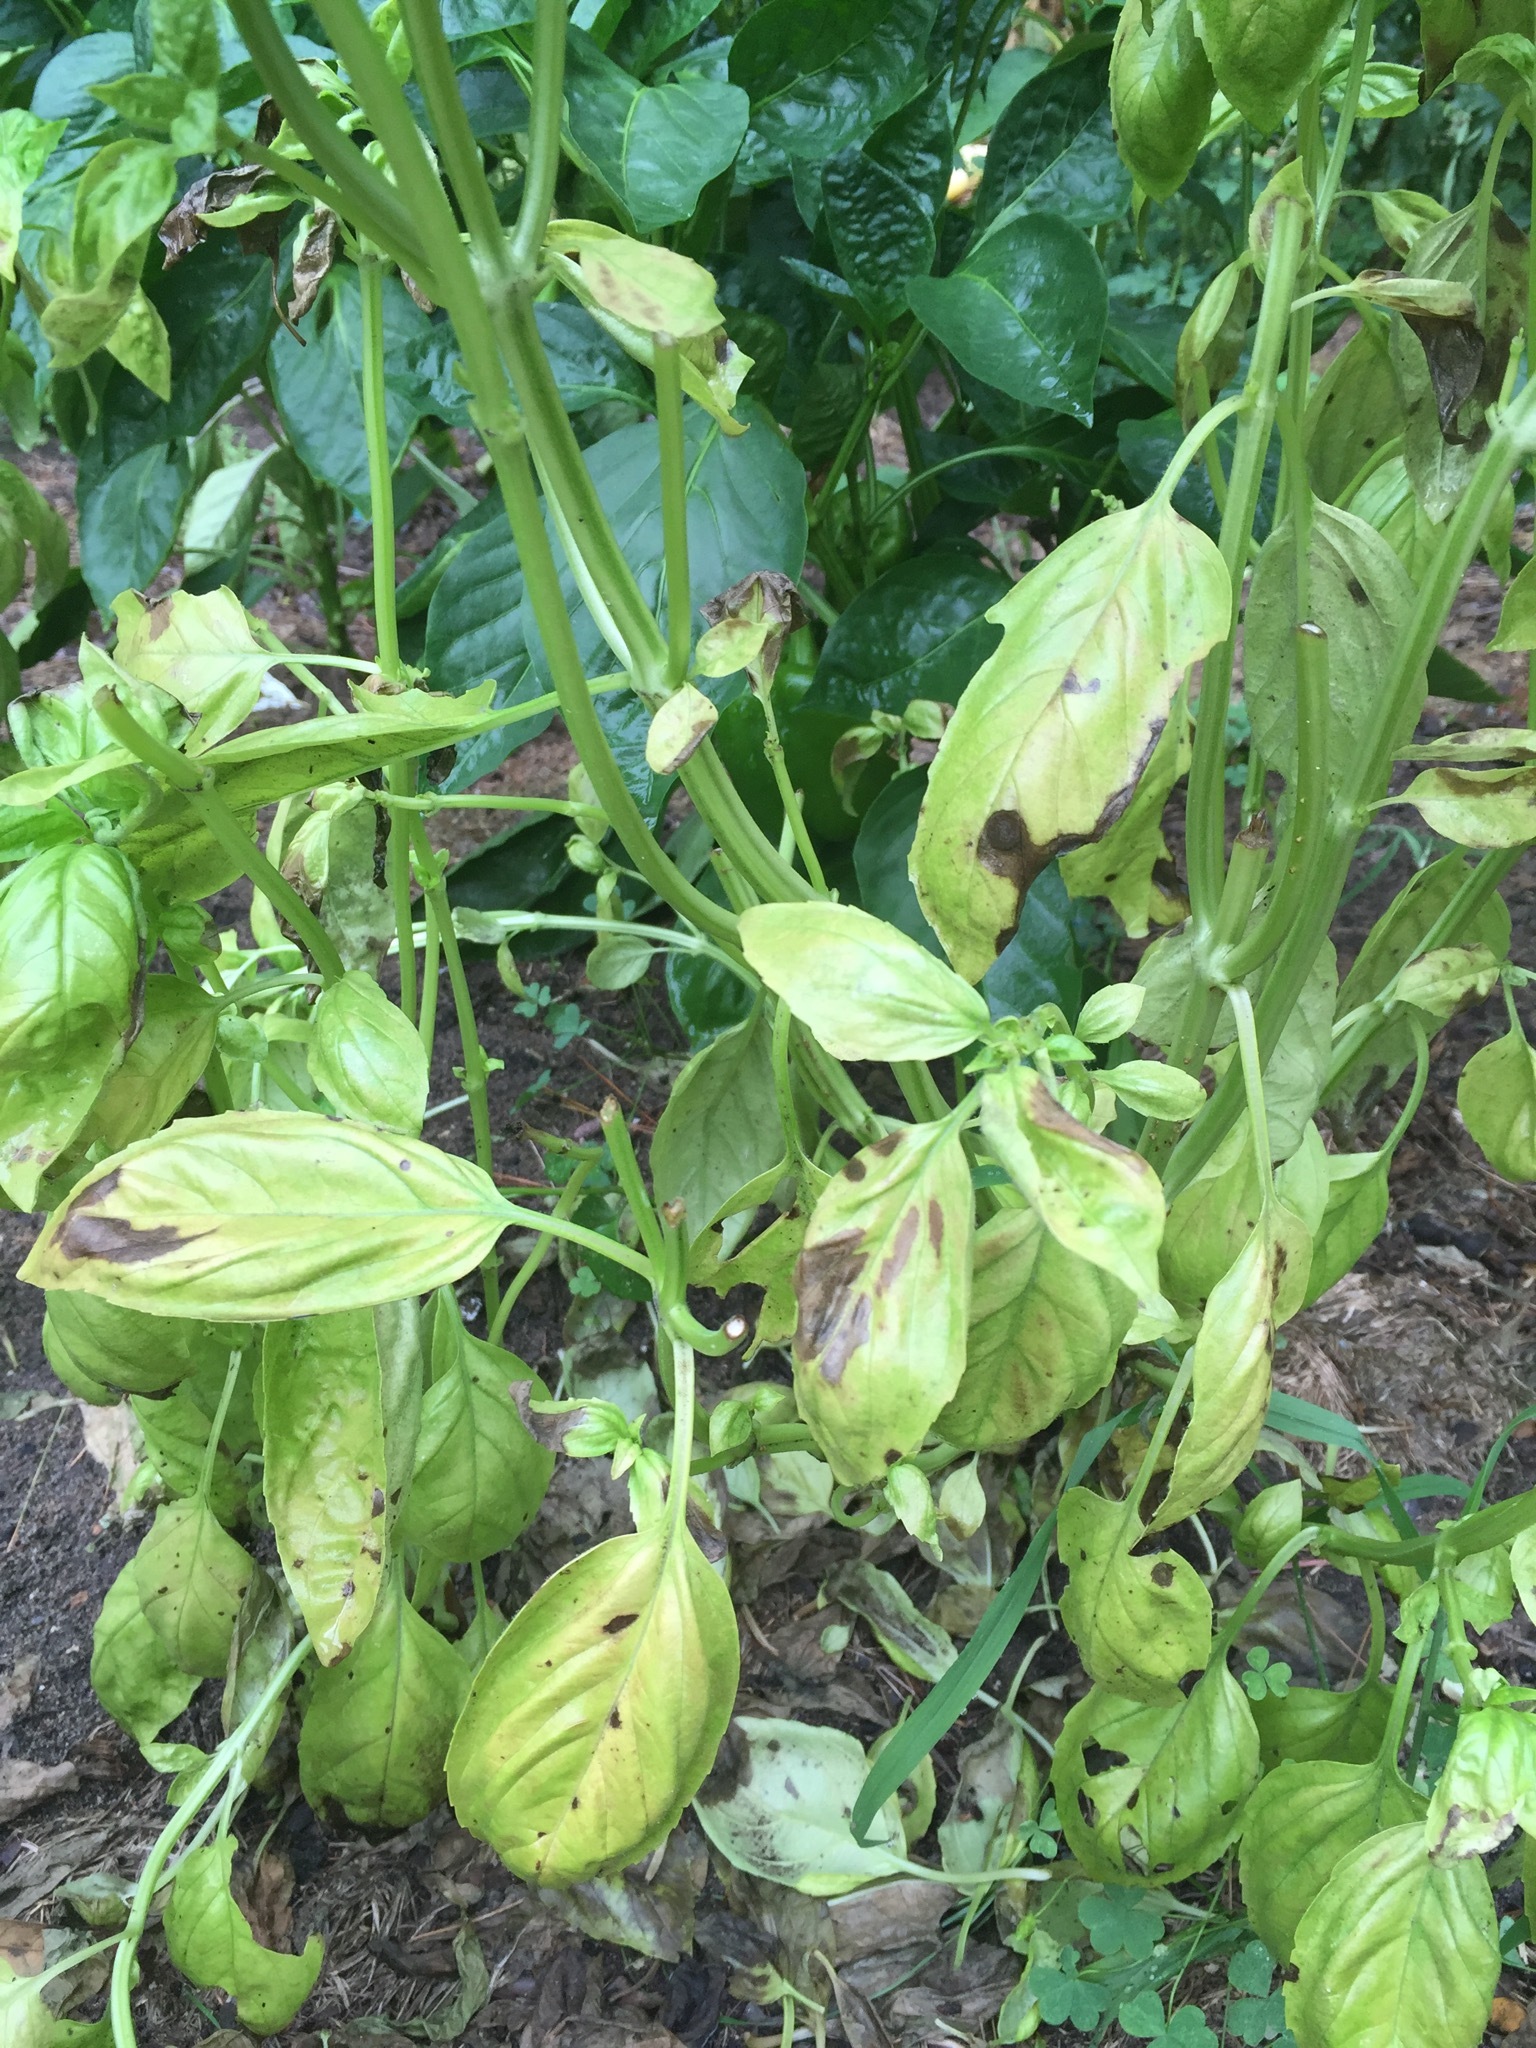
5, 419, 1536, 2047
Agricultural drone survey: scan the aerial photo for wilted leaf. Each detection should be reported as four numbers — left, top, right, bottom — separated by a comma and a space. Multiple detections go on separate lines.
135, 1496, 254, 1679
1425, 1706, 1536, 1860
112, 587, 274, 751
164, 1837, 323, 2037
91, 1558, 200, 1745
1058, 1488, 1212, 1702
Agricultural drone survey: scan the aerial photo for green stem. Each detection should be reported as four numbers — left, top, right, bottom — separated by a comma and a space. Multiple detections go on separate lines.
109, 1637, 314, 2048
196, 1348, 243, 1504
418, 896, 441, 1064
759, 683, 829, 891
507, 0, 566, 276
92, 691, 346, 985
1228, 985, 1273, 1198
1210, 1526, 1318, 1667
667, 1339, 698, 1543
408, 822, 494, 1186
1122, 1350, 1195, 1525
487, 1159, 592, 1345
810, 326, 925, 522
359, 252, 418, 1025
653, 339, 694, 689
599, 1094, 666, 1270
1186, 200, 1309, 924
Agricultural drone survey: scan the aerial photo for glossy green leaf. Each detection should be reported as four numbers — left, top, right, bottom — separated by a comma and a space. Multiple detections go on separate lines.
804, 553, 1009, 721
1199, 0, 1344, 131
728, 0, 939, 162
791, 1118, 973, 1486
269, 268, 428, 502
164, 1836, 323, 2038
134, 1495, 254, 1679
1053, 1663, 1261, 1882
309, 971, 429, 1137
395, 1290, 552, 1562
261, 1310, 394, 1665
1058, 1487, 1212, 1701
1285, 1823, 1499, 2048
90, 1557, 199, 1745
979, 1066, 1166, 1306
1110, 0, 1216, 200
0, 839, 141, 1206
1153, 1200, 1311, 1530
77, 439, 192, 610
649, 1003, 784, 1238
1244, 504, 1419, 794
694, 1715, 908, 1895
940, 1208, 1133, 1450
79, 974, 218, 1155
1239, 1758, 1423, 1961
22, 1112, 510, 1319
420, 509, 553, 793
912, 502, 1228, 981
742, 902, 990, 1060
820, 81, 949, 318
448, 1516, 739, 1884
299, 1561, 468, 1828
976, 42, 1131, 229
906, 213, 1107, 420
564, 28, 749, 233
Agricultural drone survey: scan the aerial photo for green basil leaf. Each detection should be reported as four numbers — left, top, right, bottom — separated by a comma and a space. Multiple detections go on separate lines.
134, 1495, 254, 1678
1198, 0, 1343, 132
309, 971, 429, 1137
90, 1557, 199, 1745
912, 502, 1229, 981
164, 1837, 323, 2036
649, 1002, 784, 1238
1285, 1823, 1499, 2048
1458, 1028, 1536, 1180
22, 1112, 510, 1318
940, 1208, 1133, 1450
299, 1560, 468, 1827
742, 901, 990, 1060
448, 1519, 739, 1883
80, 974, 218, 1154
792, 1118, 973, 1486
110, 586, 274, 751
979, 1066, 1166, 1306
694, 1715, 908, 1894
1053, 1664, 1260, 1882
1109, 0, 1215, 201
394, 1289, 552, 1562
1249, 1677, 1394, 1771
1239, 1757, 1424, 1961
261, 1310, 395, 1665
0, 839, 141, 1207
1058, 1487, 1213, 1702
44, 1289, 227, 1396
906, 213, 1107, 421
1426, 1706, 1536, 1861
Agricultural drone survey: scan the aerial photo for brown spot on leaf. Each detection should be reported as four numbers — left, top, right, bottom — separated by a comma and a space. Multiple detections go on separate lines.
372, 1488, 385, 1517
609, 1708, 622, 1729
928, 1199, 944, 1255
869, 1133, 901, 1158
340, 1579, 355, 1599
604, 1612, 638, 1634
55, 1211, 203, 1267
844, 1157, 866, 1181
1060, 669, 1100, 694
877, 1206, 920, 1295
1150, 1560, 1175, 1588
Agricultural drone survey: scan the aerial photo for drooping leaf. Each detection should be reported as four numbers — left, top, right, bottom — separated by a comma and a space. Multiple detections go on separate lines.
938, 1716, 1038, 1874
90, 1557, 199, 1745
1425, 1706, 1536, 1860
43, 1289, 227, 1397
448, 1516, 739, 1884
911, 502, 1229, 981
1199, 0, 1347, 131
1059, 699, 1191, 938
164, 1837, 323, 2038
134, 1495, 254, 1679
693, 1715, 908, 1895
79, 974, 218, 1154
826, 1559, 957, 1682
979, 1066, 1166, 1306
299, 1561, 468, 1828
21, 1113, 511, 1319
741, 902, 990, 1060
1053, 1664, 1261, 1882
110, 587, 274, 751
309, 971, 430, 1137
1238, 1758, 1424, 1961
261, 1311, 394, 1666
649, 1002, 785, 1239
791, 1118, 973, 1486
1285, 1823, 1499, 2048
0, 839, 141, 1207
940, 1207, 1134, 1451
395, 1289, 552, 1562
1110, 0, 1216, 200
1058, 1488, 1212, 1702
1458, 1028, 1536, 1181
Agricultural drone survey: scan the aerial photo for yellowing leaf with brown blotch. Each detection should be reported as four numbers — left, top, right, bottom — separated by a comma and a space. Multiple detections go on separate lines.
791, 1119, 973, 1487
911, 501, 1229, 982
